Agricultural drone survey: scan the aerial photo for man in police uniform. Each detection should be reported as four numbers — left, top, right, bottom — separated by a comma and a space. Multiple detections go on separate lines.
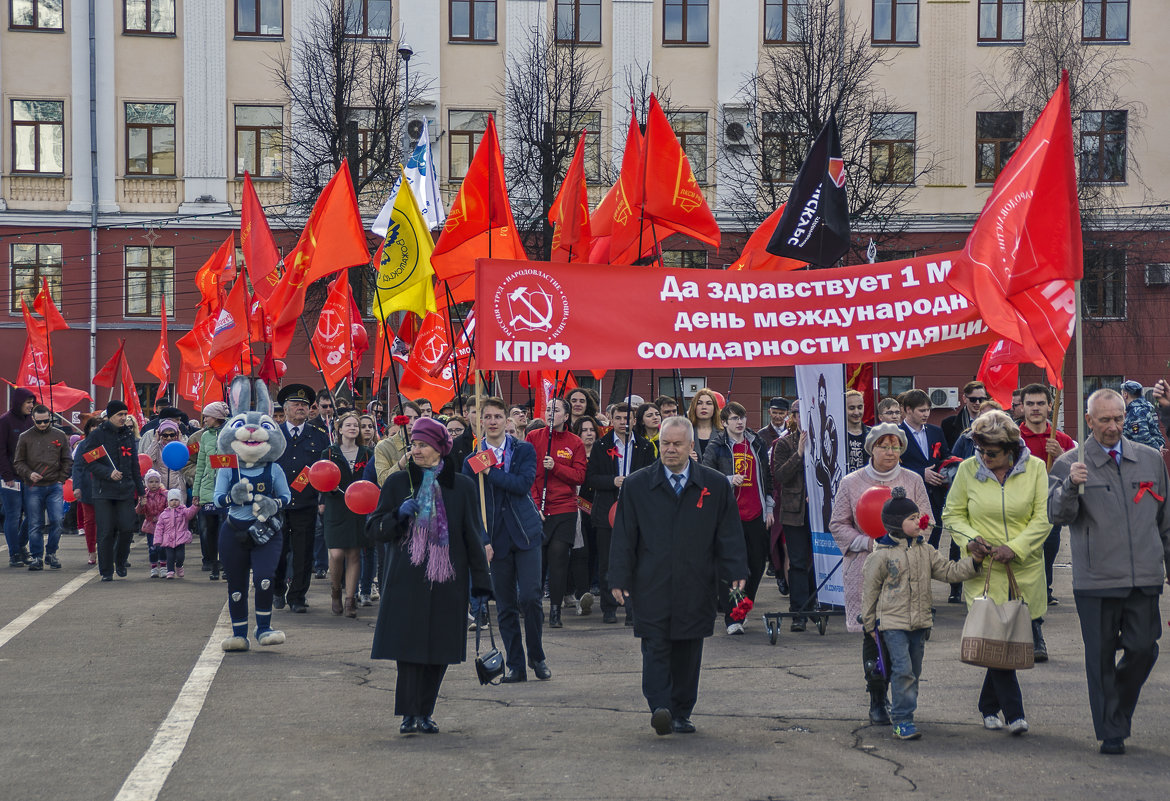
274, 384, 330, 613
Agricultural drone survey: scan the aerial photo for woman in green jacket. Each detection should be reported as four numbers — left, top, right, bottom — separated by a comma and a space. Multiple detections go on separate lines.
191, 402, 229, 580
943, 410, 1049, 736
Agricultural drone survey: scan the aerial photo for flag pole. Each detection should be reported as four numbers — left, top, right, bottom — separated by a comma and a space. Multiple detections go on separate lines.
1074, 279, 1085, 496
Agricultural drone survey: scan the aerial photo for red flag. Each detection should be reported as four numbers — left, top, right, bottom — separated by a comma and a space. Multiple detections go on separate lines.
177, 365, 204, 403
207, 277, 252, 381
17, 380, 90, 411
195, 235, 236, 313
947, 72, 1082, 376
286, 161, 371, 286
20, 298, 53, 365
641, 94, 720, 247
604, 114, 666, 265
977, 339, 1025, 409
119, 354, 145, 427
549, 132, 593, 262
146, 294, 170, 395
398, 312, 457, 409
372, 319, 393, 387
309, 272, 359, 388
33, 278, 68, 333
520, 370, 577, 421
15, 339, 51, 388
176, 306, 216, 373
83, 445, 110, 463
209, 454, 239, 469
845, 362, 877, 426
241, 172, 281, 300
431, 116, 527, 282
728, 204, 807, 271
93, 340, 127, 388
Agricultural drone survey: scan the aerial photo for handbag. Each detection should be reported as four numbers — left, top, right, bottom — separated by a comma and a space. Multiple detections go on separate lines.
960, 563, 1034, 671
474, 609, 505, 685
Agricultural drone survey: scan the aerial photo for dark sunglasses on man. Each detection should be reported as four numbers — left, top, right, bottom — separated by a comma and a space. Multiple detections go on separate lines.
33, 417, 52, 426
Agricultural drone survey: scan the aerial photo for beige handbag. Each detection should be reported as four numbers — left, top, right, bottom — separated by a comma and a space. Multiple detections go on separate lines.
959, 563, 1034, 671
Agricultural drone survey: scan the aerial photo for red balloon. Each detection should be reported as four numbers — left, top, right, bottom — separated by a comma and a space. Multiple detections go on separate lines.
344, 480, 380, 515
308, 459, 341, 492
138, 453, 153, 474
63, 478, 75, 503
275, 359, 287, 378
856, 485, 893, 538
712, 391, 726, 409
608, 502, 617, 528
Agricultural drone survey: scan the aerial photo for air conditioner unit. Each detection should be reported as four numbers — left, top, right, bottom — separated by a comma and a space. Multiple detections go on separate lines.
405, 115, 440, 145
681, 377, 707, 398
928, 387, 960, 409
722, 107, 752, 149
1145, 263, 1170, 286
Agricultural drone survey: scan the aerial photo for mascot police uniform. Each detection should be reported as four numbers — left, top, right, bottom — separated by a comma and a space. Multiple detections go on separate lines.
214, 376, 293, 652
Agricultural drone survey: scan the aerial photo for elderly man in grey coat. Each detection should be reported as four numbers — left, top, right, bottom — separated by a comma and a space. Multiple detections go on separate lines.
1049, 388, 1170, 756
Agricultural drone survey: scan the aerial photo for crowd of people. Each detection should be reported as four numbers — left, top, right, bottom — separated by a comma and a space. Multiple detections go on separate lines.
1, 376, 1167, 754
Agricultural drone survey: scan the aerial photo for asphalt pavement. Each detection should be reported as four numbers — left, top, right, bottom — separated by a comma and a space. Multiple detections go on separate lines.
1, 531, 1168, 801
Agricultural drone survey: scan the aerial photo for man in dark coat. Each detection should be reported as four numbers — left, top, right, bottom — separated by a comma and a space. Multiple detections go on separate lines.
80, 401, 145, 581
609, 416, 748, 736
1, 387, 36, 566
274, 384, 331, 612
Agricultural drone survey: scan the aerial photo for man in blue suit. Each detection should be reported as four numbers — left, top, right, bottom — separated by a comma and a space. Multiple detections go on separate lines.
464, 396, 550, 682
898, 389, 951, 550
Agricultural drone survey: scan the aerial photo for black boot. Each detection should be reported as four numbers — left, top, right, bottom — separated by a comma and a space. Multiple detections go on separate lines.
549, 604, 563, 628
868, 684, 891, 725
1032, 619, 1048, 663
209, 561, 220, 581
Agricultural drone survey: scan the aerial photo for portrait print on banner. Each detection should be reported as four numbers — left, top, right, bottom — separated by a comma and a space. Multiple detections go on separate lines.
796, 364, 846, 607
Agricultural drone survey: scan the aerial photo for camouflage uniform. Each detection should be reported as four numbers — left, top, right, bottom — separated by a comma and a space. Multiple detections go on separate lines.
1123, 396, 1165, 449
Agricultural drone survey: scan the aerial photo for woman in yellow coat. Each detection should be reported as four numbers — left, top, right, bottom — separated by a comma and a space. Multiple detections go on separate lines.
943, 411, 1049, 736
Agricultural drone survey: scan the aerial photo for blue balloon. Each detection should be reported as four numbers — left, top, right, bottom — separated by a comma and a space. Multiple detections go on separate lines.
162, 440, 190, 470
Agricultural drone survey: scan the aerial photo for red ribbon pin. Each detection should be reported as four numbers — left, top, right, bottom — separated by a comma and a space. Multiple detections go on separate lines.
1134, 482, 1164, 504
607, 447, 620, 459
697, 487, 710, 509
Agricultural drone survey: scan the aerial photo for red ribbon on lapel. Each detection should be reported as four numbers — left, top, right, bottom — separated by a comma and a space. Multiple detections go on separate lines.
697, 487, 710, 509
607, 446, 620, 459
1134, 482, 1164, 504
931, 441, 941, 459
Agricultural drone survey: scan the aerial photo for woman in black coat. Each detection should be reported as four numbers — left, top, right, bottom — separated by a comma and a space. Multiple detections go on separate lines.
367, 417, 492, 735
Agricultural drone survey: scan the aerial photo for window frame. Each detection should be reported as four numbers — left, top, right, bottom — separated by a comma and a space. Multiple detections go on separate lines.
878, 376, 914, 398
1081, 249, 1126, 320
868, 112, 917, 186
342, 0, 391, 39
663, 0, 709, 46
347, 108, 382, 182
235, 0, 283, 38
974, 110, 1022, 185
9, 243, 62, 313
447, 109, 491, 181
11, 99, 65, 175
234, 105, 284, 178
555, 0, 601, 45
978, 0, 1024, 44
125, 102, 177, 177
871, 0, 918, 45
764, 0, 805, 45
123, 0, 176, 35
1080, 109, 1127, 184
9, 0, 64, 31
661, 249, 709, 269
553, 110, 602, 184
449, 0, 497, 43
761, 111, 806, 184
124, 245, 175, 319
1082, 0, 1129, 43
667, 110, 708, 185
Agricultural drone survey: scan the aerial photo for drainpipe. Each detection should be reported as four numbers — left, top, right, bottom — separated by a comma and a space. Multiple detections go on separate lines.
87, 0, 98, 407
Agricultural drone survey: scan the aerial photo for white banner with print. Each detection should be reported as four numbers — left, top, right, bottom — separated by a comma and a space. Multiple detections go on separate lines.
796, 364, 846, 608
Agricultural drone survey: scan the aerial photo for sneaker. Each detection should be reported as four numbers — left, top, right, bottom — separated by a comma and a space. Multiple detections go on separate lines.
166, 571, 176, 579
577, 592, 594, 616
44, 554, 61, 570
1007, 718, 1029, 736
983, 715, 1004, 731
468, 612, 478, 632
359, 594, 372, 607
8, 559, 23, 568
726, 622, 745, 635
177, 566, 185, 578
1047, 595, 1060, 606
150, 566, 159, 579
370, 584, 380, 601
28, 557, 44, 571
892, 722, 922, 740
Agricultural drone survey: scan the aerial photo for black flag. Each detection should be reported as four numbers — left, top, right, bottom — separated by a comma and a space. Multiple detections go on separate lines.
765, 113, 850, 267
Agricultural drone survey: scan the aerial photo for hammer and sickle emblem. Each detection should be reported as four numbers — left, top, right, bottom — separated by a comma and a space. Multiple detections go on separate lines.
507, 285, 555, 332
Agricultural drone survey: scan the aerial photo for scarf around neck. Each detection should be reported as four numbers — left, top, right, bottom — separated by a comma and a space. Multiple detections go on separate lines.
407, 462, 455, 583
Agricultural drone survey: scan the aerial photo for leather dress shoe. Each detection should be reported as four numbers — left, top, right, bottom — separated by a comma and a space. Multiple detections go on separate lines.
500, 669, 527, 683
1100, 738, 1126, 755
399, 716, 417, 734
289, 603, 308, 613
115, 564, 128, 578
776, 578, 789, 595
651, 707, 673, 736
602, 609, 618, 624
529, 659, 552, 680
417, 716, 440, 734
672, 718, 696, 734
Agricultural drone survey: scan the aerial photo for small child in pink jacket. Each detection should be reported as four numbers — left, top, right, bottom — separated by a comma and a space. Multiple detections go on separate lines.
136, 470, 168, 578
155, 489, 197, 579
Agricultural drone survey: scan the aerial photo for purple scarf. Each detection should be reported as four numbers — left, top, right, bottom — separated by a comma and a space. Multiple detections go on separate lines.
407, 463, 455, 583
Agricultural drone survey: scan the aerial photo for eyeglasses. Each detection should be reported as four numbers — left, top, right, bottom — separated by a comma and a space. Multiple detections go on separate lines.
160, 432, 179, 438
966, 396, 989, 403
33, 418, 51, 426
975, 447, 1003, 458
872, 444, 903, 452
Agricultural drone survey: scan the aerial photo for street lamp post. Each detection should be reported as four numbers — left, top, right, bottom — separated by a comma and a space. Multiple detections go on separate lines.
397, 41, 413, 161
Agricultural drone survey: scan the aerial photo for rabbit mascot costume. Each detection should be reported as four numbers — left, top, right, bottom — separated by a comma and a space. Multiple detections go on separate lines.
214, 377, 292, 652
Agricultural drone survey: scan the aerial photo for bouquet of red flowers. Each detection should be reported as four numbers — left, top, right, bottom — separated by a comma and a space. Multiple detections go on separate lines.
728, 588, 754, 623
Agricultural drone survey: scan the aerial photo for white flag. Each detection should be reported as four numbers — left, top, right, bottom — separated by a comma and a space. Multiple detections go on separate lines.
373, 119, 446, 236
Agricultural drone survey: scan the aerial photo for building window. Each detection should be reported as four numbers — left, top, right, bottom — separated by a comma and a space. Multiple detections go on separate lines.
125, 103, 176, 176
10, 243, 62, 312
879, 375, 914, 398
762, 111, 805, 184
1083, 0, 1128, 42
124, 0, 175, 34
664, 0, 708, 45
235, 105, 283, 177
872, 0, 917, 45
1082, 249, 1125, 319
1082, 375, 1123, 397
343, 0, 391, 38
869, 112, 915, 185
125, 246, 174, 318
879, 248, 917, 263
1080, 110, 1126, 183
236, 0, 282, 37
761, 376, 797, 405
347, 108, 382, 181
448, 110, 490, 180
10, 0, 63, 30
553, 110, 601, 183
450, 0, 496, 43
765, 0, 805, 44
978, 0, 1023, 43
12, 100, 64, 174
975, 111, 1022, 184
555, 0, 600, 44
668, 111, 708, 184
661, 249, 709, 269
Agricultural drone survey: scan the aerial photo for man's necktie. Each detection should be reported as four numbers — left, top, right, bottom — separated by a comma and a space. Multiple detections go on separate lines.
672, 474, 684, 496
1110, 449, 1120, 466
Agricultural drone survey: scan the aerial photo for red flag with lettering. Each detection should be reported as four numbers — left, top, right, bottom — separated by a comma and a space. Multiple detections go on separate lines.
602, 115, 669, 265
146, 294, 170, 395
93, 340, 127, 388
15, 339, 50, 389
20, 298, 53, 365
207, 277, 251, 381
241, 172, 281, 300
728, 204, 807, 271
310, 272, 359, 388
549, 132, 593, 262
976, 339, 1024, 409
195, 235, 235, 313
398, 312, 457, 409
641, 94, 720, 247
286, 161, 371, 286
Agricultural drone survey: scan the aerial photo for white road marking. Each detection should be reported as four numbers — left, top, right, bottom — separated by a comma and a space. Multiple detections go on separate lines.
114, 602, 233, 801
0, 570, 95, 649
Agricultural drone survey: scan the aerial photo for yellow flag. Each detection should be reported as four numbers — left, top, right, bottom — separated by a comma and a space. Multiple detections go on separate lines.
371, 177, 438, 320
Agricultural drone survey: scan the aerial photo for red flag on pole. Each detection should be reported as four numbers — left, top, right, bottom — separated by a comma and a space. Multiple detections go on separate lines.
241, 172, 282, 300
977, 339, 1026, 409
549, 132, 593, 262
119, 353, 145, 426
728, 204, 808, 272
146, 294, 170, 396
207, 277, 251, 381
286, 161, 371, 286
641, 94, 721, 247
33, 278, 68, 333
603, 113, 665, 265
398, 312, 457, 410
93, 340, 127, 388
845, 362, 877, 426
20, 298, 53, 365
195, 235, 236, 313
309, 272, 359, 388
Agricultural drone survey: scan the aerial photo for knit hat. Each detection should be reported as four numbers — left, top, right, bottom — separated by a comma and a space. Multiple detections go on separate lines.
1121, 379, 1143, 396
410, 416, 452, 457
881, 487, 920, 535
106, 400, 128, 417
167, 489, 183, 503
864, 422, 907, 455
201, 401, 230, 421
157, 419, 181, 434
144, 469, 161, 483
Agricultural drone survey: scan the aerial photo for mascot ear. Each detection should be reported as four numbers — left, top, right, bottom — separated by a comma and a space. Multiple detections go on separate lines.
228, 376, 252, 416
253, 380, 273, 417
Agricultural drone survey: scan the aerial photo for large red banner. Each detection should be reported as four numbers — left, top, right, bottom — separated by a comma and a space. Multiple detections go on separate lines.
475, 255, 994, 370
